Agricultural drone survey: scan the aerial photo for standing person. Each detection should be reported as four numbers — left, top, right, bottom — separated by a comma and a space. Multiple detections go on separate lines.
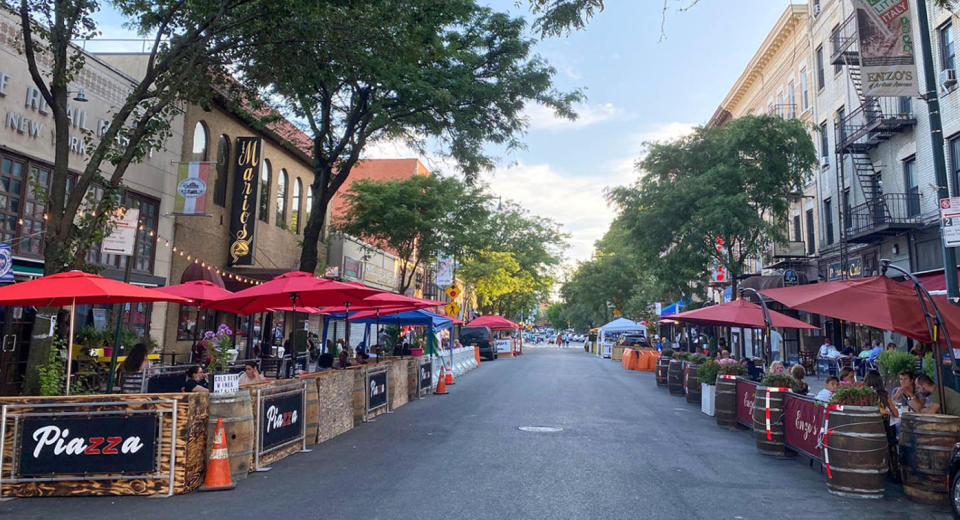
769, 329, 783, 362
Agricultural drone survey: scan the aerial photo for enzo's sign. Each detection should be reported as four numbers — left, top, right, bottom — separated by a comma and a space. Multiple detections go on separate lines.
229, 137, 262, 266
855, 0, 918, 97
18, 415, 157, 477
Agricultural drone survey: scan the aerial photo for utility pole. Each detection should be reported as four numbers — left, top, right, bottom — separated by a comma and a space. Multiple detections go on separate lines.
916, 0, 959, 302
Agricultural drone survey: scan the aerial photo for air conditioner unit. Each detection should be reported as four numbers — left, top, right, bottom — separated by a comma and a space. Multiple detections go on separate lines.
813, 4, 821, 16
941, 68, 957, 91
820, 156, 830, 168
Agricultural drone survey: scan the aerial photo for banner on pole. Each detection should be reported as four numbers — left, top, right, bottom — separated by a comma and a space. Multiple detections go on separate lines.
101, 208, 139, 256
0, 243, 13, 283
174, 161, 212, 215
436, 255, 454, 287
855, 0, 918, 97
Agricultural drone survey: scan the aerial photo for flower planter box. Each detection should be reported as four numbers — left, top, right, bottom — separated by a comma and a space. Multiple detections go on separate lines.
701, 383, 716, 416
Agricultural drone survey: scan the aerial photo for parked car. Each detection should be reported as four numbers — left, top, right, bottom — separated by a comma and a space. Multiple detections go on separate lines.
460, 326, 497, 360
619, 334, 647, 347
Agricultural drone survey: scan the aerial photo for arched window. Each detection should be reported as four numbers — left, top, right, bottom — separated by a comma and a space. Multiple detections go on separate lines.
292, 178, 302, 233
305, 183, 312, 224
191, 121, 208, 161
213, 135, 230, 207
258, 159, 271, 222
276, 170, 287, 227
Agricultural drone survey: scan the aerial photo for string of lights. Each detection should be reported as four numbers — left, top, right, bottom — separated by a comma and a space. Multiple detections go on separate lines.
136, 224, 263, 286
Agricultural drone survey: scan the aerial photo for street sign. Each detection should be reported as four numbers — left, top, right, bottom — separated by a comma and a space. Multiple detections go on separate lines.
445, 301, 460, 317
941, 198, 960, 247
445, 285, 459, 299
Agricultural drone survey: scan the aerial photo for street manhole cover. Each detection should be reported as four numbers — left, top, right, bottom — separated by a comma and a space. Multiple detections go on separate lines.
518, 426, 563, 433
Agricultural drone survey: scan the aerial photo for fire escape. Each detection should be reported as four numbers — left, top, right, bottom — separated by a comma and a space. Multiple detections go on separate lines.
829, 14, 920, 276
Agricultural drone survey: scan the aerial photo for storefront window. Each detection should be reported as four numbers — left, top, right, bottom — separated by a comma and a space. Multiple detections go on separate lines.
0, 154, 51, 257
177, 305, 199, 341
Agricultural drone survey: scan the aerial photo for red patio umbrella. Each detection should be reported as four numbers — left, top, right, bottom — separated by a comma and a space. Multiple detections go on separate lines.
155, 280, 236, 360
0, 271, 190, 395
759, 275, 960, 343
466, 315, 519, 330
202, 272, 379, 314
668, 298, 818, 329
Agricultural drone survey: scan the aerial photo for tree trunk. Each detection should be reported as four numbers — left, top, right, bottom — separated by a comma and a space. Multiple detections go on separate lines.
299, 165, 333, 273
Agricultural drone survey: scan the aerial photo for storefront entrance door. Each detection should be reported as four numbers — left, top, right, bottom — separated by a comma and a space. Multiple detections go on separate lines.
0, 306, 35, 395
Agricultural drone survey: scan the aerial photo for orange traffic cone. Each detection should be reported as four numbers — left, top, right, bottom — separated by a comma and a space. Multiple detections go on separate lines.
474, 346, 481, 367
435, 366, 449, 395
445, 365, 455, 385
200, 417, 236, 491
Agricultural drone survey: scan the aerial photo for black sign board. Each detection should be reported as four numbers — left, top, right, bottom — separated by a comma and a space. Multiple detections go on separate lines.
419, 362, 432, 393
18, 415, 158, 477
228, 137, 262, 266
368, 370, 388, 411
261, 391, 302, 451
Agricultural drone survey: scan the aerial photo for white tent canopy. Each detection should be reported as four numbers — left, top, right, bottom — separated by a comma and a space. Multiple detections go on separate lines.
597, 318, 646, 357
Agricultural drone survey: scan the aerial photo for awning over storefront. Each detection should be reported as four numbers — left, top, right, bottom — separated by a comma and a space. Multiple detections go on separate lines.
911, 268, 960, 293
180, 262, 225, 288
661, 301, 684, 316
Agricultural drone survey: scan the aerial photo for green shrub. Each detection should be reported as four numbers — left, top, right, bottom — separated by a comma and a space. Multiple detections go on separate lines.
697, 360, 720, 385
718, 362, 747, 377
38, 336, 66, 396
689, 354, 709, 365
877, 350, 917, 378
761, 373, 799, 391
923, 352, 936, 381
830, 383, 877, 406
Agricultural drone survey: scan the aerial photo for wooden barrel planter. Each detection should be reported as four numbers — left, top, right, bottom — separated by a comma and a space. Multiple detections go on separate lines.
668, 359, 684, 395
685, 363, 701, 404
207, 391, 255, 483
899, 413, 960, 505
751, 386, 787, 457
656, 356, 670, 387
823, 405, 888, 499
715, 376, 738, 428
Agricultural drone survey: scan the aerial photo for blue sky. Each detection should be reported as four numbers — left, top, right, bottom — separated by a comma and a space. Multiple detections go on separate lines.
91, 1, 798, 266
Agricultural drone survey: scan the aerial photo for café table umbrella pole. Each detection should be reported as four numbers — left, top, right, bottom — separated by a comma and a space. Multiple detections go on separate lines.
881, 259, 954, 407
376, 308, 380, 364
65, 297, 76, 396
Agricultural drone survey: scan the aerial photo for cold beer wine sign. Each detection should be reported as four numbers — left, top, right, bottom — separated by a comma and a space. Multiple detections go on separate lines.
18, 415, 158, 477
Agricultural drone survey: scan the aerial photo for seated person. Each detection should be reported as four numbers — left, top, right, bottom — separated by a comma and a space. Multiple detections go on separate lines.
913, 374, 960, 416
335, 350, 352, 369
357, 352, 370, 365
184, 366, 209, 393
238, 361, 266, 385
316, 353, 334, 371
790, 364, 809, 395
892, 370, 917, 407
818, 341, 841, 360
815, 376, 839, 402
838, 367, 855, 385
867, 340, 884, 362
841, 339, 856, 357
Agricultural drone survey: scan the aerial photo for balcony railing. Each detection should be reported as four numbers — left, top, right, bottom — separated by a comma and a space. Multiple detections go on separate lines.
845, 193, 922, 241
836, 97, 915, 152
767, 103, 798, 119
830, 12, 859, 65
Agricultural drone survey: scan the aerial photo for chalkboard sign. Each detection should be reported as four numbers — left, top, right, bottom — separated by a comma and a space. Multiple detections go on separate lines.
419, 362, 432, 393
260, 391, 303, 451
367, 370, 388, 412
18, 415, 158, 477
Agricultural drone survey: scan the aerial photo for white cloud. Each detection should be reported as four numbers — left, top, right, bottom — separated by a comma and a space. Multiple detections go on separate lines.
485, 162, 621, 266
525, 102, 622, 131
629, 122, 698, 148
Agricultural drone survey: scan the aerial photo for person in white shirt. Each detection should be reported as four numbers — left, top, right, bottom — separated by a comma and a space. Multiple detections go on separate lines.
769, 329, 783, 362
815, 376, 839, 402
818, 340, 841, 360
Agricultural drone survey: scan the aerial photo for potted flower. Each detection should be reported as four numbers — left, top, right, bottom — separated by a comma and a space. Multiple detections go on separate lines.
206, 323, 235, 375
824, 383, 887, 498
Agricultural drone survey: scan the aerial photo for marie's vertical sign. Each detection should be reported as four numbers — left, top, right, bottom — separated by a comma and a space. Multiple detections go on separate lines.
229, 137, 262, 265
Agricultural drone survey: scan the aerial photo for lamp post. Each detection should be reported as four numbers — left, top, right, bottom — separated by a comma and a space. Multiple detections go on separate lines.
740, 287, 773, 367
915, 0, 959, 302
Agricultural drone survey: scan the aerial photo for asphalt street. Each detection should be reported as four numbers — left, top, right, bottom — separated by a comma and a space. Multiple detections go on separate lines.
1, 346, 953, 520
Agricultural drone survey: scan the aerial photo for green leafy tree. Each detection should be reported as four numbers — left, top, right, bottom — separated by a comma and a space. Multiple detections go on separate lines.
14, 0, 276, 394
608, 115, 816, 298
238, 0, 582, 274
337, 175, 487, 294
